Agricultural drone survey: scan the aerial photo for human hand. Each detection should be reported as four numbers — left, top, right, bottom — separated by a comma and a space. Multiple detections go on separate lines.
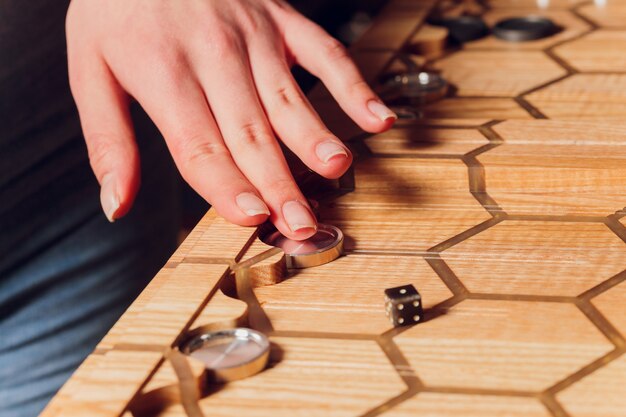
66, 0, 396, 240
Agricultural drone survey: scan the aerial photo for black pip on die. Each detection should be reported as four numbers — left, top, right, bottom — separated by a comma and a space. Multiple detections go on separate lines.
384, 284, 423, 327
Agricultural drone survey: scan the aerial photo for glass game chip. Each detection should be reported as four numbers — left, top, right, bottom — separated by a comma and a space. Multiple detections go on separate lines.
181, 328, 270, 383
260, 223, 344, 268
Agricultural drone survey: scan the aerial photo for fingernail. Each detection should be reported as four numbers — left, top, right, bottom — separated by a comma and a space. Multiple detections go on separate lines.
282, 200, 317, 233
367, 100, 397, 122
100, 174, 120, 223
315, 140, 348, 164
236, 192, 270, 217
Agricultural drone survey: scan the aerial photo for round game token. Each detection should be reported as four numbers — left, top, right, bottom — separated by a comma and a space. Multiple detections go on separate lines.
261, 223, 344, 268
429, 16, 489, 44
493, 16, 560, 42
383, 71, 448, 104
181, 328, 270, 383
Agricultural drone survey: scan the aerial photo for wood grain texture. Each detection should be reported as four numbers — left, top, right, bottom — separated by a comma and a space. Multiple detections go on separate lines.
481, 120, 626, 215
105, 263, 229, 347
442, 220, 626, 296
41, 351, 163, 417
578, 2, 626, 28
433, 50, 567, 97
168, 212, 216, 264
592, 281, 626, 338
184, 216, 257, 264
189, 290, 248, 333
364, 127, 488, 156
154, 337, 406, 417
525, 74, 626, 120
422, 97, 532, 119
395, 300, 613, 391
254, 253, 453, 334
320, 157, 490, 251
133, 356, 207, 415
553, 30, 626, 72
386, 393, 551, 417
395, 118, 493, 128
96, 268, 175, 351
557, 355, 626, 417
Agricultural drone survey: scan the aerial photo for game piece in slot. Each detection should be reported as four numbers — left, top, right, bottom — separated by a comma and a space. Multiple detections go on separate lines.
260, 223, 344, 268
493, 16, 560, 42
180, 328, 270, 383
429, 16, 490, 44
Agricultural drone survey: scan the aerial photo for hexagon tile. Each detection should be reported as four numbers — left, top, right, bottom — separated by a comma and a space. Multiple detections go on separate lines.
254, 253, 453, 334
441, 221, 626, 297
578, 2, 626, 28
553, 31, 626, 72
157, 337, 406, 417
525, 74, 626, 119
395, 300, 613, 391
433, 51, 567, 97
386, 393, 551, 417
557, 354, 626, 417
592, 280, 626, 337
479, 120, 626, 216
320, 158, 492, 252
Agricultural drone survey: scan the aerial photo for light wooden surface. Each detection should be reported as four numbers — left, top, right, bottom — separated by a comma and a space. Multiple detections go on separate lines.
364, 127, 488, 156
433, 50, 567, 97
525, 74, 626, 120
442, 220, 626, 296
553, 30, 626, 72
387, 393, 552, 417
422, 97, 533, 119
43, 1, 626, 417
395, 300, 613, 391
578, 1, 626, 27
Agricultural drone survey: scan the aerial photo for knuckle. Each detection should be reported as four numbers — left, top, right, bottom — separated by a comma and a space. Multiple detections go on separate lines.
178, 137, 230, 167
270, 177, 299, 195
273, 84, 306, 108
322, 37, 350, 62
347, 78, 370, 96
233, 122, 275, 149
154, 46, 188, 81
208, 27, 244, 58
237, 7, 265, 34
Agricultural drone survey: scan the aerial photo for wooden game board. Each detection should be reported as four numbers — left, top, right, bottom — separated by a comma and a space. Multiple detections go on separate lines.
42, 0, 626, 416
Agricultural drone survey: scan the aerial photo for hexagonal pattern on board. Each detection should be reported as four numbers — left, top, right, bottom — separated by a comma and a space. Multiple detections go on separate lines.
433, 51, 567, 97
395, 300, 613, 391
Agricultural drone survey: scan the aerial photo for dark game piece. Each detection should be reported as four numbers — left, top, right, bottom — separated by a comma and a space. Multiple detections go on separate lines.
429, 16, 490, 44
384, 284, 423, 327
493, 16, 560, 42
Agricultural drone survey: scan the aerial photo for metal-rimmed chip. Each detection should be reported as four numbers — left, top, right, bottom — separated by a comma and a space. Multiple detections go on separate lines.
260, 223, 344, 269
493, 16, 560, 42
180, 328, 270, 383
